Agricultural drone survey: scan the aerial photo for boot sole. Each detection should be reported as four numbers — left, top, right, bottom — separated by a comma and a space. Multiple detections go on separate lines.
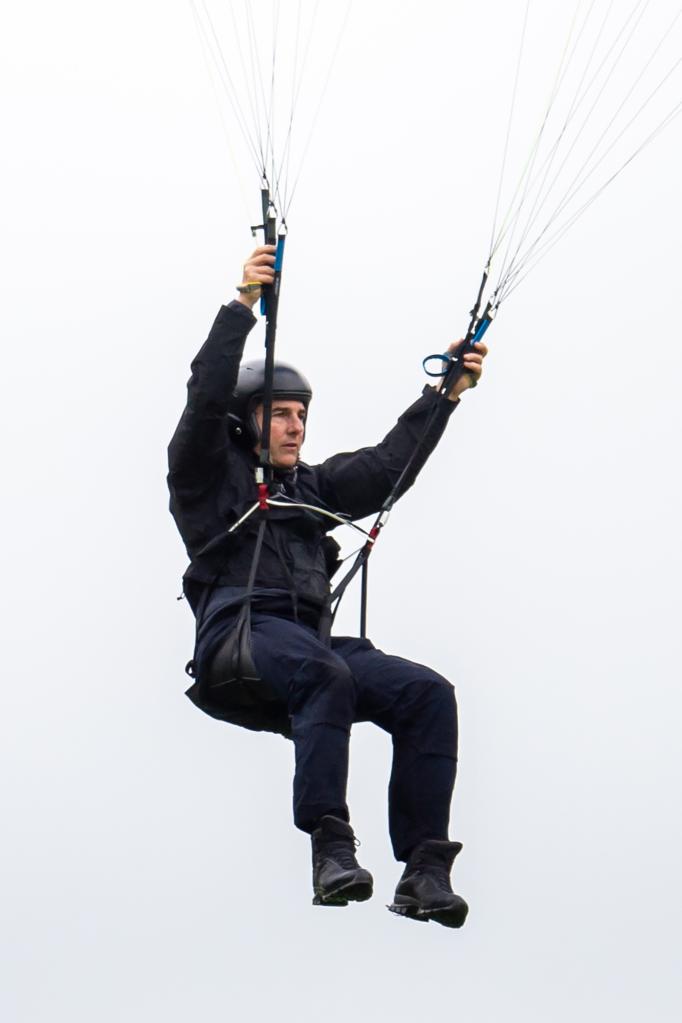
313, 879, 373, 907
388, 896, 468, 929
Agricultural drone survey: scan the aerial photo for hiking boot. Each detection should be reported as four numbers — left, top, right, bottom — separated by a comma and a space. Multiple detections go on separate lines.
311, 815, 373, 907
389, 839, 468, 928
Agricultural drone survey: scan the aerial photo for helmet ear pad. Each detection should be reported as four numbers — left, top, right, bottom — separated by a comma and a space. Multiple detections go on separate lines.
229, 406, 290, 449
227, 412, 249, 445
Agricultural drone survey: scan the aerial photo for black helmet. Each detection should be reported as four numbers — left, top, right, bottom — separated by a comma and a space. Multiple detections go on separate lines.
229, 359, 313, 446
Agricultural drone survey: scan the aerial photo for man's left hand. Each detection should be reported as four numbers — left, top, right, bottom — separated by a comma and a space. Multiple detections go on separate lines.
445, 339, 488, 401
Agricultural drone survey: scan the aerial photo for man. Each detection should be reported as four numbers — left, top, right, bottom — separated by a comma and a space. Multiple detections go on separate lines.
168, 245, 487, 928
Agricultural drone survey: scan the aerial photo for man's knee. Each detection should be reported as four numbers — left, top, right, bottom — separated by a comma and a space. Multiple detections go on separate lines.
406, 665, 456, 710
395, 667, 458, 754
425, 671, 457, 712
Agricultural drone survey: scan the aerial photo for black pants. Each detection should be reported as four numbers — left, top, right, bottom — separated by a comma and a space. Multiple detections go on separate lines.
203, 612, 458, 862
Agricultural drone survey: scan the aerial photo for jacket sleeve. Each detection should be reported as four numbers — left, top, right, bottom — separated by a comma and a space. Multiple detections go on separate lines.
312, 386, 459, 520
167, 301, 257, 551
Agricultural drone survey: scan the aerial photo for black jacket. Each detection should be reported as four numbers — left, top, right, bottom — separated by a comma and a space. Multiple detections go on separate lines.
168, 300, 458, 635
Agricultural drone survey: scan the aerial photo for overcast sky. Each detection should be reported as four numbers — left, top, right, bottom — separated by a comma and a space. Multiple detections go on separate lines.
2, 2, 681, 1021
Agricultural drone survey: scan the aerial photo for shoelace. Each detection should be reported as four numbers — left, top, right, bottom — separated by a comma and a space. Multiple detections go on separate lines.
414, 864, 453, 894
431, 866, 454, 893
326, 838, 361, 871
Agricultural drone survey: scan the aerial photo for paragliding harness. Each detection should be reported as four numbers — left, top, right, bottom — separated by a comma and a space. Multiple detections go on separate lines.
185, 187, 495, 710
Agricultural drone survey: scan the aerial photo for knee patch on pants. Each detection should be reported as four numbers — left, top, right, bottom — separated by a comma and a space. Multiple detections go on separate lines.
393, 674, 458, 758
287, 654, 357, 729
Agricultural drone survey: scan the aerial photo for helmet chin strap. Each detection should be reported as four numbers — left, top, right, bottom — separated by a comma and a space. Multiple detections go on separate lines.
248, 410, 262, 450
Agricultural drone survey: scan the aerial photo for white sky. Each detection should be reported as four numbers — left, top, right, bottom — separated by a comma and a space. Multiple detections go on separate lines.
2, 2, 681, 1021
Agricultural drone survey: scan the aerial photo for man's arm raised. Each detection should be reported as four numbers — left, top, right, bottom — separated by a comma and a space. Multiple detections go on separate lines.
312, 339, 487, 520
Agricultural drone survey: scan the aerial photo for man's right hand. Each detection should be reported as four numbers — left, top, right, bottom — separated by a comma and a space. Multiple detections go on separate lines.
235, 245, 276, 309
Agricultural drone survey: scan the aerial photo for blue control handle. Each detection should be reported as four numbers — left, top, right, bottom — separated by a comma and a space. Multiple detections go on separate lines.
423, 315, 492, 380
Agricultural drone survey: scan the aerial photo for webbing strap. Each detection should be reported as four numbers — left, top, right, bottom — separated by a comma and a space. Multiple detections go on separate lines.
244, 517, 267, 606
329, 523, 381, 637
259, 192, 279, 478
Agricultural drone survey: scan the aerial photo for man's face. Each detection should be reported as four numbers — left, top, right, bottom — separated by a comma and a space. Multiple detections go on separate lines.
253, 399, 307, 469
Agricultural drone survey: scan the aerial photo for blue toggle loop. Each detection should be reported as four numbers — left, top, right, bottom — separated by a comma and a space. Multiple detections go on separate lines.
423, 353, 451, 377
